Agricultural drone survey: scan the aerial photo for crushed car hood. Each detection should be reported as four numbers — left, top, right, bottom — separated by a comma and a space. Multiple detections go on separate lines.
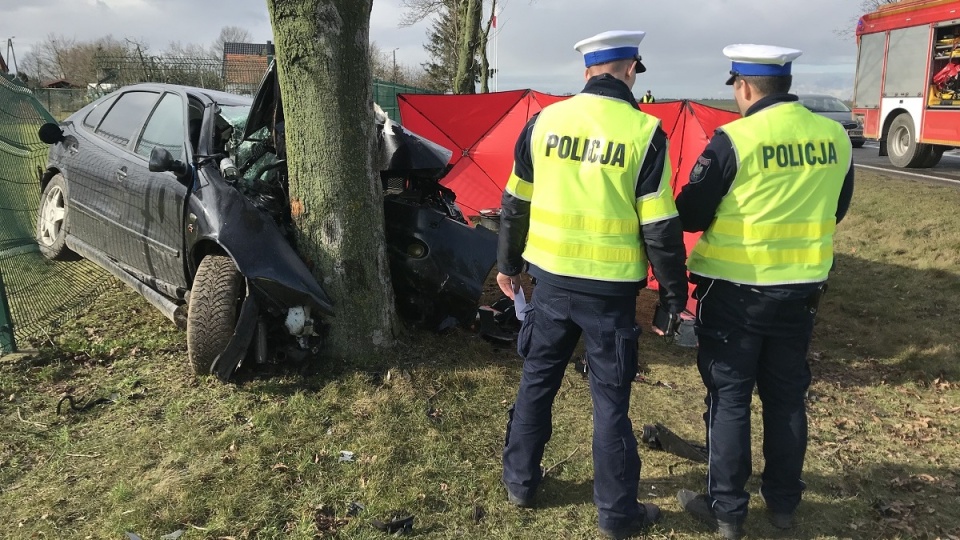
244, 61, 453, 179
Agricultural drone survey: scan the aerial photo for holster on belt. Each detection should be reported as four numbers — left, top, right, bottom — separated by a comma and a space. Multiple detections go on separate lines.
807, 282, 828, 314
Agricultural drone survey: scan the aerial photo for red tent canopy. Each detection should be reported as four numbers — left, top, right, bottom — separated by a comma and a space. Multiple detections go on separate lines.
398, 92, 738, 214
398, 92, 740, 312
398, 90, 566, 216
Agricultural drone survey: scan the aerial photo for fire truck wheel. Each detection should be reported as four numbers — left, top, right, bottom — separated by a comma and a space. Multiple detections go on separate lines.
920, 146, 945, 168
887, 114, 931, 168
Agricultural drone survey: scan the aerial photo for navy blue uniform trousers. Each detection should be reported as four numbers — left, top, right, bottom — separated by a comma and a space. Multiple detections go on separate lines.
502, 281, 643, 530
693, 278, 815, 523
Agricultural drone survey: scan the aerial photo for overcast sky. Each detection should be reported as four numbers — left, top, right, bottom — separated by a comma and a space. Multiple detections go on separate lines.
2, 0, 866, 98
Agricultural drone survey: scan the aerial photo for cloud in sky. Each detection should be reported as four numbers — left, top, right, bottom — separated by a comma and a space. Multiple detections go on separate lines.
2, 0, 866, 98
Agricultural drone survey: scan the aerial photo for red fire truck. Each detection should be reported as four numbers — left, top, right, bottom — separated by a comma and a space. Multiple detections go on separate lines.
853, 0, 960, 168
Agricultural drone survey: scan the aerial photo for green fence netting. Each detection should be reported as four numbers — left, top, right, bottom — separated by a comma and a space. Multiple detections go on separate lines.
0, 74, 111, 351
373, 79, 438, 121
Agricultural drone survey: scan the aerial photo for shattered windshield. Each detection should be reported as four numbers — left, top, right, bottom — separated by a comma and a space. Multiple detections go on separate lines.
235, 125, 278, 185
218, 105, 252, 153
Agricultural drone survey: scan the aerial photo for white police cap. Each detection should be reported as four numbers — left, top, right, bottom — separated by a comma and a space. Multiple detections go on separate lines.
723, 44, 802, 85
574, 30, 647, 73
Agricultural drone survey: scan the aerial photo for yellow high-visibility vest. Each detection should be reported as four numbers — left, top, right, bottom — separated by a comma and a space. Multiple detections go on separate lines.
505, 93, 677, 282
687, 101, 851, 286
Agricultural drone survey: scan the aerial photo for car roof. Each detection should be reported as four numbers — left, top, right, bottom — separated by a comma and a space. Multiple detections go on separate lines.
796, 93, 841, 100
113, 82, 253, 106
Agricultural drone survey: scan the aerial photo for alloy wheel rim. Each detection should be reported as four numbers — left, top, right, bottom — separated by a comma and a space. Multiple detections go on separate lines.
39, 185, 66, 246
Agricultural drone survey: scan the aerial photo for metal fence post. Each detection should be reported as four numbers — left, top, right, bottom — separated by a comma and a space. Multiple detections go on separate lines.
0, 269, 16, 354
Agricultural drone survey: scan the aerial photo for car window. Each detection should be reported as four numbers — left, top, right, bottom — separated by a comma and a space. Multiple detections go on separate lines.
95, 91, 160, 148
82, 94, 119, 130
135, 92, 186, 160
824, 98, 851, 113
800, 96, 851, 113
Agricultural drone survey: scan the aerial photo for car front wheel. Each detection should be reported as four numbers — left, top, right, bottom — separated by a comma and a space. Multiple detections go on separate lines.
36, 173, 78, 261
187, 254, 243, 375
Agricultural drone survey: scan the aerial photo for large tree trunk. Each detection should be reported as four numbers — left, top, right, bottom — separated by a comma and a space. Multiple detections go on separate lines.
453, 0, 480, 94
266, 0, 400, 361
478, 0, 495, 94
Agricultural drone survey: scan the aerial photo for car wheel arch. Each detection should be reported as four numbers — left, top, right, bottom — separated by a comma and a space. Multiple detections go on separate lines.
188, 239, 233, 283
39, 167, 62, 193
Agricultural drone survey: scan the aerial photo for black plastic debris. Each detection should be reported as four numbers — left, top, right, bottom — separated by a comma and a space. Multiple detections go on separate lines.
56, 393, 117, 415
371, 513, 414, 535
489, 296, 518, 326
347, 501, 366, 517
640, 423, 708, 464
472, 505, 486, 523
477, 306, 515, 344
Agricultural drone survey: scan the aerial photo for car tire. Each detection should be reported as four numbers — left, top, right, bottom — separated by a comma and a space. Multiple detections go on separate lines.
887, 114, 931, 168
851, 140, 865, 149
187, 254, 243, 375
36, 173, 79, 261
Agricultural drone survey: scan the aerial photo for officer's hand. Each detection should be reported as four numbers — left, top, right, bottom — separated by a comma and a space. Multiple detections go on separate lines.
497, 272, 520, 300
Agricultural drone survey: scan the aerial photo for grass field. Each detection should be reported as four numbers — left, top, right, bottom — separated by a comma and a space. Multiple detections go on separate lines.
1, 170, 958, 539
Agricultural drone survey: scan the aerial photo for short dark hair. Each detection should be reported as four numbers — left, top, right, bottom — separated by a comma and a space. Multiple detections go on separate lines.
588, 57, 635, 75
740, 75, 792, 96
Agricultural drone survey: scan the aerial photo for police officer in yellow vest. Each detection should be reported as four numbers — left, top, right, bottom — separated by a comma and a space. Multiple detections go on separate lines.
641, 90, 656, 104
674, 45, 854, 540
496, 30, 688, 539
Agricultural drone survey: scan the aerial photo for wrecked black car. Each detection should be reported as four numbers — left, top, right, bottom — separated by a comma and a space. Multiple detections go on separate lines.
36, 68, 496, 381
237, 62, 497, 329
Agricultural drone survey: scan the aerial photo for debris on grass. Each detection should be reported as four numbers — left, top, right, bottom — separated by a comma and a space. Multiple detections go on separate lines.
347, 501, 365, 516
425, 405, 443, 422
338, 450, 355, 463
371, 512, 414, 535
55, 393, 117, 415
315, 504, 349, 535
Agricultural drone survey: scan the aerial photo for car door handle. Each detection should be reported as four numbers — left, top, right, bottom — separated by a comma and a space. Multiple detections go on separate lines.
116, 166, 128, 182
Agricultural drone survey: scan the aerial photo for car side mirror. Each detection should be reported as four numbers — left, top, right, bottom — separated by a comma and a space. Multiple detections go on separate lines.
38, 123, 65, 144
148, 146, 189, 178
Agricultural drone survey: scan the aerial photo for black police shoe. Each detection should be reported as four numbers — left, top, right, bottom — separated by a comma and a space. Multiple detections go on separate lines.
676, 489, 744, 540
598, 502, 662, 539
767, 510, 794, 530
759, 488, 795, 529
503, 483, 534, 508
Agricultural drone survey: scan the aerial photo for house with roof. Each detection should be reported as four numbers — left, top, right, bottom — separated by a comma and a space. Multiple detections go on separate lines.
222, 41, 274, 96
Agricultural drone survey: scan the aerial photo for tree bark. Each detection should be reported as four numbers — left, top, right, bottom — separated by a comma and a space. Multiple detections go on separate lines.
266, 0, 400, 362
478, 0, 495, 93
453, 0, 480, 94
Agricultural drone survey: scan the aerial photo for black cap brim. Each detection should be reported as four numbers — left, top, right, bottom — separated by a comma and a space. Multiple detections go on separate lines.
725, 70, 738, 85
635, 57, 646, 74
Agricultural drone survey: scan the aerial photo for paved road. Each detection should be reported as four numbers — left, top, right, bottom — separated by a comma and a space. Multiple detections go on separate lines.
854, 142, 960, 187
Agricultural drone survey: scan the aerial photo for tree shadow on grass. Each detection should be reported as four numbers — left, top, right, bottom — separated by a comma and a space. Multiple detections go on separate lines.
636, 252, 960, 388
230, 247, 960, 397
638, 458, 960, 539
811, 253, 960, 388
